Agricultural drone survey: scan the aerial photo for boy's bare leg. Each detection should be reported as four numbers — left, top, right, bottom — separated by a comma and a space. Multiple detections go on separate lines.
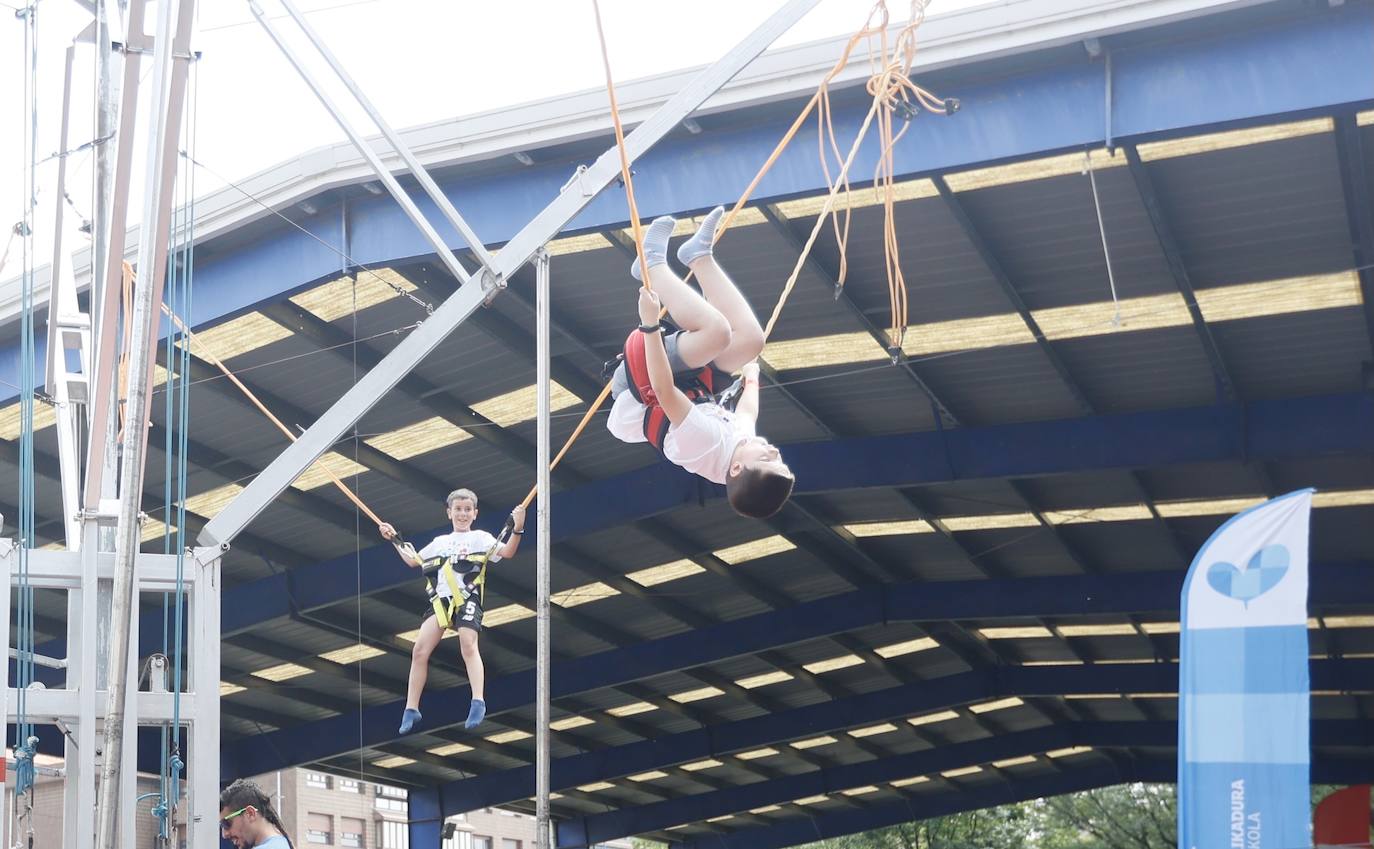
405, 616, 442, 709
633, 215, 731, 369
399, 615, 441, 733
458, 629, 484, 701
459, 628, 487, 728
678, 207, 765, 372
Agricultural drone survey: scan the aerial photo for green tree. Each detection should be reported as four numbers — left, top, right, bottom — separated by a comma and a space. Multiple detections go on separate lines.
806, 803, 1035, 849
1033, 783, 1176, 849
804, 784, 1176, 849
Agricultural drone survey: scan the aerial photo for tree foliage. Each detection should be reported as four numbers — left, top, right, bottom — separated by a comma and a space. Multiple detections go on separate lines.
1034, 784, 1176, 849
812, 802, 1035, 849
804, 783, 1177, 849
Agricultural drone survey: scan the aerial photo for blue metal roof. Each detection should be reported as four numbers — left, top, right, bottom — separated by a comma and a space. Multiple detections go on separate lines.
7, 1, 1374, 846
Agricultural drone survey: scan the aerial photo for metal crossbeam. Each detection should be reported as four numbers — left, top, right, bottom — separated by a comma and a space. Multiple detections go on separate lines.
1332, 114, 1374, 354
1123, 144, 1237, 401
666, 751, 1374, 849
557, 720, 1367, 846
759, 203, 963, 427
670, 762, 1158, 849
210, 389, 1374, 636
933, 176, 1097, 415
223, 566, 1372, 775
201, 0, 824, 548
433, 660, 1366, 818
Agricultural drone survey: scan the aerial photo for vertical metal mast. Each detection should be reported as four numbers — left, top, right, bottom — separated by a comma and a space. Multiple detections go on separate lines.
95, 0, 197, 844
534, 247, 552, 849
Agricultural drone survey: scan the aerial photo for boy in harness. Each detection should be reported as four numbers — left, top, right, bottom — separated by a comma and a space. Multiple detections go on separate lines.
607, 206, 794, 518
378, 489, 525, 734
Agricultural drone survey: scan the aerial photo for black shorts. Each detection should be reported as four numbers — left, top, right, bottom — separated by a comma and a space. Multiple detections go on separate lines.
422, 591, 483, 633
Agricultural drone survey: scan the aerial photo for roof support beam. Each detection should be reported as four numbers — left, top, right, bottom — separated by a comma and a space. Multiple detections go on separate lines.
667, 751, 1374, 849
215, 390, 1374, 634
1123, 144, 1237, 401
396, 263, 607, 403
259, 299, 590, 483
145, 421, 361, 535
0, 435, 311, 566
932, 177, 1096, 415
1332, 114, 1374, 356
222, 567, 1372, 775
759, 203, 962, 427
431, 659, 1367, 817
557, 719, 1369, 846
201, 0, 827, 548
179, 347, 452, 502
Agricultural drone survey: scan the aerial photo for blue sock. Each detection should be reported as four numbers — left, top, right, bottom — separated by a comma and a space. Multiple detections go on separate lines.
677, 206, 724, 266
630, 215, 677, 281
398, 707, 422, 735
465, 699, 487, 730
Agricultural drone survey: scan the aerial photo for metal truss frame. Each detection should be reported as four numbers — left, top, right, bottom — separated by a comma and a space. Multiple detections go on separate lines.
199, 0, 826, 549
1, 541, 222, 849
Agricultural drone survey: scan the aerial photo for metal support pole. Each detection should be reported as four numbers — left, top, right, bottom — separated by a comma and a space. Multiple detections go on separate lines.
95, 0, 196, 844
84, 0, 148, 510
534, 247, 551, 849
201, 0, 823, 548
190, 547, 223, 849
46, 44, 86, 550
92, 0, 120, 339
272, 0, 500, 275
246, 0, 477, 288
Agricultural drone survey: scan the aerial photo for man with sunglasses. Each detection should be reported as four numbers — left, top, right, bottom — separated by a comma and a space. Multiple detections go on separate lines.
219, 778, 292, 848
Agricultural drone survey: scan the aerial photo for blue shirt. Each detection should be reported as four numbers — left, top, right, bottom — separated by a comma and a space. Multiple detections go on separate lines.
256, 836, 291, 849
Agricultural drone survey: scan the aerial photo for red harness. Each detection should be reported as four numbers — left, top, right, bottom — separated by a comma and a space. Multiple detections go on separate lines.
620, 328, 737, 454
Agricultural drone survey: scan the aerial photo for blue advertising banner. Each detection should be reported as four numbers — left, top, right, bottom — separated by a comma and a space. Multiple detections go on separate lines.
1179, 489, 1313, 849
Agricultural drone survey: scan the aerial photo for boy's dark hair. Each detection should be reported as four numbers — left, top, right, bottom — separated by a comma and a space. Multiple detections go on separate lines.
220, 778, 293, 848
726, 466, 795, 518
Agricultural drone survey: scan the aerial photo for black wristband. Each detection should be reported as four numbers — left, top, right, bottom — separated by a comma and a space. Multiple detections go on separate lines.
512, 530, 524, 535
638, 323, 663, 334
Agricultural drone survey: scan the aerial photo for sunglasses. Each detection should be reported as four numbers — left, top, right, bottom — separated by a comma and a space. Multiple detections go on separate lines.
220, 805, 252, 830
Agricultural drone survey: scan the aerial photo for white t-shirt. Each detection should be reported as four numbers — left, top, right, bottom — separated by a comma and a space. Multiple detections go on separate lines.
607, 390, 755, 485
418, 530, 502, 599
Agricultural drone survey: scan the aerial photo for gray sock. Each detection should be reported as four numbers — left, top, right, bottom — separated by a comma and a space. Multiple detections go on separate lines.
630, 215, 677, 281
676, 206, 725, 265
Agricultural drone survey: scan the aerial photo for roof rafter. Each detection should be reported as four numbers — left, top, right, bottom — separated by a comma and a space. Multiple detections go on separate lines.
1122, 144, 1238, 402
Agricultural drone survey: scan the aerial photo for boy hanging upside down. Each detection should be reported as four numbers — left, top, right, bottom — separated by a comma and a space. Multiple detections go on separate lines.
607, 206, 794, 518
378, 489, 525, 734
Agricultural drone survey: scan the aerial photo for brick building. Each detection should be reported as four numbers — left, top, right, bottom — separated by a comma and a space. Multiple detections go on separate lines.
1, 755, 179, 848
2, 760, 634, 848
245, 768, 634, 849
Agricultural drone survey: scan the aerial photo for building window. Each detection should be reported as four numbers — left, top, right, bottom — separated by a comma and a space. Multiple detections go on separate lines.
340, 816, 365, 848
442, 825, 471, 849
377, 820, 409, 849
306, 772, 331, 790
502, 840, 520, 849
339, 778, 362, 794
375, 783, 408, 813
307, 812, 334, 845
472, 837, 492, 849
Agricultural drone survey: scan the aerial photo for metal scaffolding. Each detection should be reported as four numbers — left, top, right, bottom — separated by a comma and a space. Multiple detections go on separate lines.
5, 0, 222, 846
199, 1, 822, 845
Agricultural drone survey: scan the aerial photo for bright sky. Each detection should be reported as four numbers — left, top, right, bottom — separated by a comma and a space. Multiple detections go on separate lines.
0, 0, 978, 260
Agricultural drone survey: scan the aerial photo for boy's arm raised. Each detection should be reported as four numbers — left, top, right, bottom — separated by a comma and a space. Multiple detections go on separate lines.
497, 506, 526, 559
732, 361, 761, 427
378, 522, 422, 567
639, 288, 694, 426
